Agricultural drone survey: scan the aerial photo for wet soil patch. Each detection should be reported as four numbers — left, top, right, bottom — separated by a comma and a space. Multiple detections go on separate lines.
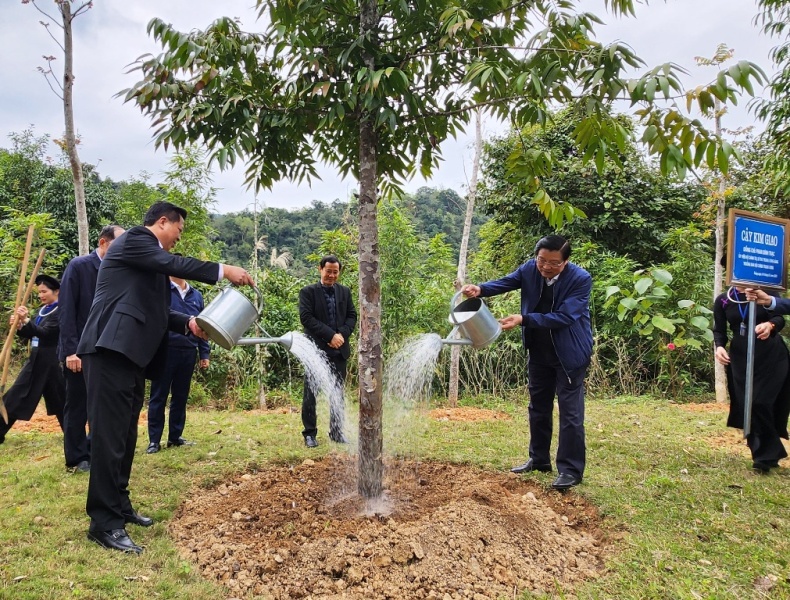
170, 455, 610, 599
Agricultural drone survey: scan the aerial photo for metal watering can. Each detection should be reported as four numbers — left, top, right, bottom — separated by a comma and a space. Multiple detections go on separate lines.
442, 291, 502, 348
195, 286, 293, 350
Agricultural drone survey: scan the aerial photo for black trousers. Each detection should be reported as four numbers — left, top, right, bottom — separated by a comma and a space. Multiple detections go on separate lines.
63, 367, 91, 467
148, 347, 197, 445
302, 353, 346, 440
527, 358, 588, 479
83, 350, 144, 532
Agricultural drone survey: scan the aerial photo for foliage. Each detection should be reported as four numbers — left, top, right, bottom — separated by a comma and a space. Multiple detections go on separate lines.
478, 109, 707, 266
0, 129, 120, 259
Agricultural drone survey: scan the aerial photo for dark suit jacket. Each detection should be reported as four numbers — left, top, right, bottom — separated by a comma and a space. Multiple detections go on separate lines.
76, 226, 220, 378
298, 282, 357, 360
58, 249, 101, 362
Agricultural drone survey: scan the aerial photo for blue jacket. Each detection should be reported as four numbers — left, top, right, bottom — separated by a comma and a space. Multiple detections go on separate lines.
167, 282, 210, 360
479, 260, 593, 373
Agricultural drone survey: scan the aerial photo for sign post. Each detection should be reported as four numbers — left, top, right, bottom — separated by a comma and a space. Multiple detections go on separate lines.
726, 209, 790, 437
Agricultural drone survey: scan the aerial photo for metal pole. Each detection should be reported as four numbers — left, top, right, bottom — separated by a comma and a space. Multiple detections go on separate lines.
743, 300, 757, 437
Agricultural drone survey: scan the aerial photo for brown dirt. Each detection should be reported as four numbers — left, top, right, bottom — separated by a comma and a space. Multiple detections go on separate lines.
170, 455, 609, 600
427, 407, 511, 422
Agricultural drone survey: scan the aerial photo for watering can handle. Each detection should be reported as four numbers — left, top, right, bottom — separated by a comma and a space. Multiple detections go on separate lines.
449, 290, 465, 326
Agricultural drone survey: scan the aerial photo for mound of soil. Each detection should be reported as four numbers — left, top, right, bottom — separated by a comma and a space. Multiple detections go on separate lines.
170, 455, 609, 600
427, 407, 511, 422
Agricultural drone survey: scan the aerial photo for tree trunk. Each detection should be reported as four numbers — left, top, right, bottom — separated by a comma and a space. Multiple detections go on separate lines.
60, 2, 89, 256
448, 109, 483, 407
357, 0, 383, 499
713, 99, 727, 404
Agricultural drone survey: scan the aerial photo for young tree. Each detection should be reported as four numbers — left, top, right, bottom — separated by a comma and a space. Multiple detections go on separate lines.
23, 0, 93, 255
122, 0, 762, 498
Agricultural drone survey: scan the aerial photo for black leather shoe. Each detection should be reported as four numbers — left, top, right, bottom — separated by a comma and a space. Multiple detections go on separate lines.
75, 460, 90, 473
87, 528, 143, 554
304, 436, 318, 448
123, 511, 154, 527
510, 459, 552, 474
167, 437, 194, 448
551, 473, 582, 490
146, 442, 161, 454
329, 435, 349, 444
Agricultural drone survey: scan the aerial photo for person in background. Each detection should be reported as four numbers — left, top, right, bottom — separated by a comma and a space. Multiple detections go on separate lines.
298, 255, 357, 448
146, 272, 210, 454
0, 275, 65, 445
723, 287, 790, 472
461, 235, 593, 490
77, 201, 253, 554
58, 225, 124, 473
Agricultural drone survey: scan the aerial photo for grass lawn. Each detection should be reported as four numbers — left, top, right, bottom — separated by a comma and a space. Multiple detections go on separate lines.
0, 394, 788, 599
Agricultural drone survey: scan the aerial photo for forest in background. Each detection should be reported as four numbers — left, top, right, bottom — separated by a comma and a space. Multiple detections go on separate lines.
1, 106, 788, 408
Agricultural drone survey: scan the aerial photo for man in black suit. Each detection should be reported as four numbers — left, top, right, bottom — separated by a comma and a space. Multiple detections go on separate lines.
298, 255, 357, 447
77, 202, 253, 554
58, 224, 124, 473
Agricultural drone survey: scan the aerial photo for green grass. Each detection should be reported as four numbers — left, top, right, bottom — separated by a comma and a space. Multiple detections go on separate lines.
0, 395, 789, 599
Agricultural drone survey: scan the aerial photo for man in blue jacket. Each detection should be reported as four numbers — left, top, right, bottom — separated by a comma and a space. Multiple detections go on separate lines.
462, 235, 593, 490
145, 273, 210, 454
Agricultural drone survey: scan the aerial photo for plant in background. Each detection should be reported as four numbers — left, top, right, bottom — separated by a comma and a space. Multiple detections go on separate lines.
603, 267, 713, 398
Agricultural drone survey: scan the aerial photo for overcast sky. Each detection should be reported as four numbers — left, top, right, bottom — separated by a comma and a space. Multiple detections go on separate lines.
0, 0, 777, 214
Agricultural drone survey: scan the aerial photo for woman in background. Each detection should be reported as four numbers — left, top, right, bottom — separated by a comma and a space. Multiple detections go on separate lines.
713, 286, 790, 473
0, 274, 65, 445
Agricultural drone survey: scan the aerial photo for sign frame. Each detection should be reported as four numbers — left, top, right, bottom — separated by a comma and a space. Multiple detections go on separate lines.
726, 208, 790, 293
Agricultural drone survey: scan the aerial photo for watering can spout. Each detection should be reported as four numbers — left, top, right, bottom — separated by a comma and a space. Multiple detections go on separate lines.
236, 332, 294, 350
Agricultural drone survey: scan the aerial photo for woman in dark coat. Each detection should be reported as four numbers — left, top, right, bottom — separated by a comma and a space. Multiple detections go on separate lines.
713, 287, 790, 472
0, 274, 65, 444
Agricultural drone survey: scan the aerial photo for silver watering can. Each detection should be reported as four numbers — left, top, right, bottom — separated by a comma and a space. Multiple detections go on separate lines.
195, 286, 293, 350
442, 291, 502, 348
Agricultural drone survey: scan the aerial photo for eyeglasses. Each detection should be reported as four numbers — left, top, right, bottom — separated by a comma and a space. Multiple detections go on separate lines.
536, 257, 565, 268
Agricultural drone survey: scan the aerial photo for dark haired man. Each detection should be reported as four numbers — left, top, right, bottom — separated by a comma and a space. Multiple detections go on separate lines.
462, 235, 593, 490
298, 255, 357, 447
58, 224, 124, 473
77, 201, 253, 554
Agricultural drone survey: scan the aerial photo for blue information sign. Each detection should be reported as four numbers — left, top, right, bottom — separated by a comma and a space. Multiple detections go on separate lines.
730, 212, 787, 290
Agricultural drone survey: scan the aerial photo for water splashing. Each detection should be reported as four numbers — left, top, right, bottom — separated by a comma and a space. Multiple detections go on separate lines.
287, 332, 352, 445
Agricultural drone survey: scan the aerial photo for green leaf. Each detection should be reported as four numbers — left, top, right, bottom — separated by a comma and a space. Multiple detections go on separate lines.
691, 315, 711, 331
652, 269, 672, 284
605, 285, 621, 299
634, 277, 652, 295
677, 299, 695, 309
620, 297, 639, 310
652, 315, 676, 334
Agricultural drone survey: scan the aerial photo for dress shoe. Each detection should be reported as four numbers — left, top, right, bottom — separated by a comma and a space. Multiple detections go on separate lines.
75, 460, 90, 473
510, 459, 552, 474
167, 437, 194, 448
146, 442, 161, 454
123, 510, 154, 527
329, 435, 349, 444
304, 436, 318, 448
87, 528, 142, 554
551, 473, 582, 490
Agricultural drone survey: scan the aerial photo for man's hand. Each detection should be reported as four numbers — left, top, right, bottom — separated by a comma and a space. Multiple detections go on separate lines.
499, 314, 523, 330
223, 264, 254, 286
188, 317, 209, 340
199, 358, 210, 369
744, 288, 772, 306
329, 333, 344, 349
714, 346, 730, 366
65, 354, 82, 373
461, 284, 481, 298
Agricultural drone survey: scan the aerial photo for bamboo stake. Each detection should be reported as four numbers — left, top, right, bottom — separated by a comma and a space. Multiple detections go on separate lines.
0, 226, 37, 424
